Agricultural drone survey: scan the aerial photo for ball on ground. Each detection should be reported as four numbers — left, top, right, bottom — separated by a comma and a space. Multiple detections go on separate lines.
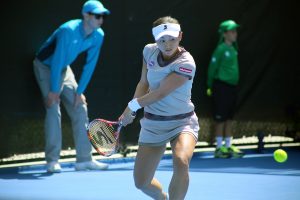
273, 149, 288, 163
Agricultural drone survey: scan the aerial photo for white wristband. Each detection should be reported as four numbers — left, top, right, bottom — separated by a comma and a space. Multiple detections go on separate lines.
128, 98, 142, 112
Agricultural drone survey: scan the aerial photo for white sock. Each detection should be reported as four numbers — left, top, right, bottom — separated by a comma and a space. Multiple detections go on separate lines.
216, 137, 223, 148
225, 137, 232, 148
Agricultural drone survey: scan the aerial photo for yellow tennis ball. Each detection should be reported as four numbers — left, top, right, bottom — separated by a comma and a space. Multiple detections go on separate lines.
273, 149, 288, 163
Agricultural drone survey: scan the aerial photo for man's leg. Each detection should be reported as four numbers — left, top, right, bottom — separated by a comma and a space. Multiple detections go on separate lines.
214, 121, 225, 148
33, 59, 62, 163
60, 66, 92, 163
224, 120, 233, 147
214, 121, 231, 158
44, 103, 63, 163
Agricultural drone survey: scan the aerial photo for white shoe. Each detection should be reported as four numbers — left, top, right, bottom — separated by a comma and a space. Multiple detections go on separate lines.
75, 160, 109, 171
46, 161, 61, 173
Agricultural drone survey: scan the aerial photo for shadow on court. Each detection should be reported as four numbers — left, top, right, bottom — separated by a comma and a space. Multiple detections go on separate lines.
0, 172, 53, 180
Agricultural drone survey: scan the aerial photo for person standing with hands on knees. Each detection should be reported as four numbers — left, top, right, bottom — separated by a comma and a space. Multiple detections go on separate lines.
33, 0, 110, 173
207, 20, 244, 159
119, 16, 200, 200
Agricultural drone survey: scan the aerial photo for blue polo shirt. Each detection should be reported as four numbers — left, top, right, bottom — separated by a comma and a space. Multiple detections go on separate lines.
36, 19, 104, 94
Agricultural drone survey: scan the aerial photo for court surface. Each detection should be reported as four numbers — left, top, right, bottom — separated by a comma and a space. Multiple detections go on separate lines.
1, 147, 300, 200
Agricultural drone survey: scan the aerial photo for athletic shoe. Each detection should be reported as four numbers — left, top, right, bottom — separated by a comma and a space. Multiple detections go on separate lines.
228, 145, 245, 158
75, 160, 109, 171
46, 161, 62, 173
214, 146, 231, 158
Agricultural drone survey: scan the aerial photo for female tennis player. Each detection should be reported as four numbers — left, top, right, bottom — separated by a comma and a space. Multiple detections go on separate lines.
119, 16, 199, 200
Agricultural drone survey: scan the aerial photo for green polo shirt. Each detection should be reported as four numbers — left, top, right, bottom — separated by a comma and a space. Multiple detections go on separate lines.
207, 43, 239, 88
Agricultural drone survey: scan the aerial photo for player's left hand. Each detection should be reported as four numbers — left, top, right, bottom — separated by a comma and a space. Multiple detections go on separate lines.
74, 94, 87, 107
46, 92, 60, 108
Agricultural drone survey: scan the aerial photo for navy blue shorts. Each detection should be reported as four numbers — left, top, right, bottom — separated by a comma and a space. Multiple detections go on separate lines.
212, 80, 237, 122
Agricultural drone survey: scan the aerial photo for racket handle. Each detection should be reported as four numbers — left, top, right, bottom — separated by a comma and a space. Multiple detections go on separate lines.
117, 123, 123, 132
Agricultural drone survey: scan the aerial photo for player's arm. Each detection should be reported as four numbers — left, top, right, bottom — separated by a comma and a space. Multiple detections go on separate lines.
207, 47, 222, 95
137, 61, 194, 107
77, 36, 103, 95
207, 52, 219, 88
120, 71, 189, 126
132, 59, 149, 98
74, 43, 101, 107
138, 72, 188, 107
74, 35, 103, 107
46, 29, 71, 107
119, 59, 149, 125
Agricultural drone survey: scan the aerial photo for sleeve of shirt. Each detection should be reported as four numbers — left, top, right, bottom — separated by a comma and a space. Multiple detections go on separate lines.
207, 46, 223, 88
76, 34, 103, 94
142, 43, 155, 64
172, 61, 196, 80
50, 29, 71, 93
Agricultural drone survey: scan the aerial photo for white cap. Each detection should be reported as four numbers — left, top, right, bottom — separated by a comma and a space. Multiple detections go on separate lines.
152, 23, 181, 41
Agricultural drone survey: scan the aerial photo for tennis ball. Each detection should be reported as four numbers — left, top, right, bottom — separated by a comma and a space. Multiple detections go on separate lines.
206, 88, 212, 96
273, 149, 288, 163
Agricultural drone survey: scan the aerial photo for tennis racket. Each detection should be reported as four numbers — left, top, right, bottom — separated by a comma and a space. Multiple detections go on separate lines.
87, 119, 123, 157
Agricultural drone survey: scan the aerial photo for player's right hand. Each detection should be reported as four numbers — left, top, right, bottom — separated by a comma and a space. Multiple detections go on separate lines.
206, 88, 212, 97
74, 93, 87, 108
119, 107, 136, 127
45, 92, 60, 107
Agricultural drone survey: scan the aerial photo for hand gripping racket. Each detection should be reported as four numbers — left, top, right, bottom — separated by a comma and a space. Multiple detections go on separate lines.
87, 119, 123, 157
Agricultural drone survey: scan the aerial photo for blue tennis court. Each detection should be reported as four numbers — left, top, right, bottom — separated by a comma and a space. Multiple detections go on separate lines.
1, 147, 300, 200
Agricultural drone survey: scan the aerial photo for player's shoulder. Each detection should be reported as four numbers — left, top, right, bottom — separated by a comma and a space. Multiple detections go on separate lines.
217, 42, 232, 52
143, 43, 158, 56
215, 42, 224, 50
211, 43, 226, 56
181, 49, 194, 61
172, 48, 196, 77
60, 19, 80, 30
178, 48, 196, 67
57, 19, 81, 36
144, 43, 157, 51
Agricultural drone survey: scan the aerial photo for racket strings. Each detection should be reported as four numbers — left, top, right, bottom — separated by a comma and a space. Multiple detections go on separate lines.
88, 120, 118, 156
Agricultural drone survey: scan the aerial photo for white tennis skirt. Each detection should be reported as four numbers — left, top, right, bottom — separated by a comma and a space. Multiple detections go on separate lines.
138, 113, 199, 146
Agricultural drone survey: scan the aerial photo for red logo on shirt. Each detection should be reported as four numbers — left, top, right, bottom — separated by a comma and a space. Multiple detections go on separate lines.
179, 67, 192, 73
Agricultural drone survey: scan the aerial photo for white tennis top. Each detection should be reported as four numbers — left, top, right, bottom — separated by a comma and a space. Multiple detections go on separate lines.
143, 43, 196, 116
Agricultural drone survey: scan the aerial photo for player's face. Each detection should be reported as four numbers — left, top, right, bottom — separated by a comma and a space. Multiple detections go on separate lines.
224, 30, 238, 43
86, 13, 105, 29
156, 33, 182, 59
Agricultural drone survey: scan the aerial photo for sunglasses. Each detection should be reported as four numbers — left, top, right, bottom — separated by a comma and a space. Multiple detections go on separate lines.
88, 12, 106, 20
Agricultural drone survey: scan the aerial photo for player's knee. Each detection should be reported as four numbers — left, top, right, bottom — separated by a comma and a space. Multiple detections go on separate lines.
75, 103, 88, 113
134, 178, 149, 190
173, 155, 189, 171
135, 182, 148, 190
72, 106, 88, 121
46, 104, 60, 115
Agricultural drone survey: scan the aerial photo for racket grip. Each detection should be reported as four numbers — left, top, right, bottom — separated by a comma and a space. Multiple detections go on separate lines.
117, 123, 123, 132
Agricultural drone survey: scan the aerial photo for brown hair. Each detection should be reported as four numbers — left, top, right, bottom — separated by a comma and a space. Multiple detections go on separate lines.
153, 16, 180, 27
